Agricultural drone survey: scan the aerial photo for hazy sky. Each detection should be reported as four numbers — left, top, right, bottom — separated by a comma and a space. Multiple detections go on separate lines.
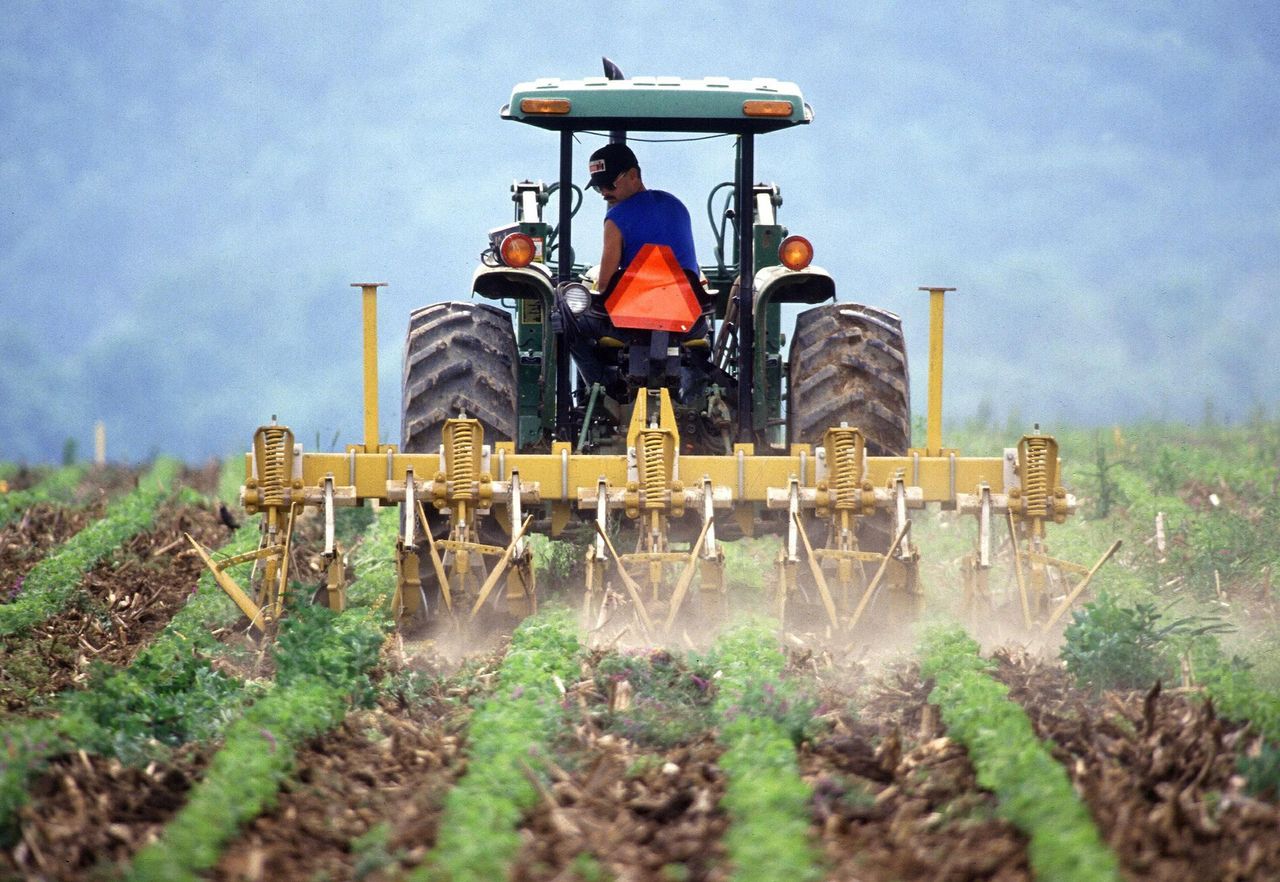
2, 2, 1278, 462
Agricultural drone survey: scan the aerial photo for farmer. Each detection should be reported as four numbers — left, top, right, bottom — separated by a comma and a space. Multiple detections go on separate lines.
587, 142, 699, 294
556, 143, 710, 402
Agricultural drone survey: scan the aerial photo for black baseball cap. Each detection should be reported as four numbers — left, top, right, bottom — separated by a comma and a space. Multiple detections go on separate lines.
588, 142, 638, 189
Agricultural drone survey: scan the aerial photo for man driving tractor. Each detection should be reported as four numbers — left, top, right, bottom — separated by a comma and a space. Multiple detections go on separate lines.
557, 142, 711, 402
589, 142, 698, 291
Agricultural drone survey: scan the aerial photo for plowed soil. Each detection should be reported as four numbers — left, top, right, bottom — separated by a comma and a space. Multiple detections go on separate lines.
0, 500, 230, 712
991, 648, 1280, 881
5, 628, 1280, 881
2, 476, 1279, 881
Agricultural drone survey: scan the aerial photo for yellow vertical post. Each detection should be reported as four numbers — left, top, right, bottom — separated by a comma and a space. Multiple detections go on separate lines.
918, 286, 955, 456
93, 421, 106, 465
352, 283, 387, 453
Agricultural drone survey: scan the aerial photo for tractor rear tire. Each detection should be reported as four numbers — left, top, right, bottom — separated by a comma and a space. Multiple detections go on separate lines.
788, 302, 910, 457
402, 301, 518, 453
789, 303, 911, 555
401, 301, 518, 620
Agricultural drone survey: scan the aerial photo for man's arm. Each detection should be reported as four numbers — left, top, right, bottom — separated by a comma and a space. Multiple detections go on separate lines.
597, 219, 623, 293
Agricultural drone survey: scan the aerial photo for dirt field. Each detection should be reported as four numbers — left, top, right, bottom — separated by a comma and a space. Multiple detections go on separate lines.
1, 464, 1278, 881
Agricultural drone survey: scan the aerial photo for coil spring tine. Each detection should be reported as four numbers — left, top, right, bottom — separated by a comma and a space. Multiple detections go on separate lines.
828, 427, 862, 509
1023, 437, 1049, 518
260, 427, 288, 507
639, 430, 666, 509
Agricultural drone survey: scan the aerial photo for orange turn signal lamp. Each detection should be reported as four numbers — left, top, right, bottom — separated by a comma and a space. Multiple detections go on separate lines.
501, 232, 536, 267
743, 99, 795, 118
520, 97, 572, 115
778, 235, 813, 270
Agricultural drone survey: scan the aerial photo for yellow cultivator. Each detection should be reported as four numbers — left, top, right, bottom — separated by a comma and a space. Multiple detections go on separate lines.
189, 68, 1113, 640
191, 283, 1110, 640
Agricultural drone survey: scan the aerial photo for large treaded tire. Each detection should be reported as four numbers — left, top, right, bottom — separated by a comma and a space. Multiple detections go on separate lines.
789, 303, 911, 557
401, 301, 518, 621
788, 303, 910, 456
401, 301, 518, 453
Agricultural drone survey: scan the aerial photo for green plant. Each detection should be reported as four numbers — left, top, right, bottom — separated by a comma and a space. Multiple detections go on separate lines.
0, 458, 180, 635
920, 626, 1120, 882
531, 534, 582, 588
129, 677, 353, 882
595, 650, 715, 747
1237, 741, 1280, 801
59, 645, 246, 763
660, 864, 691, 882
0, 516, 261, 845
570, 852, 612, 882
1061, 591, 1233, 692
127, 508, 397, 882
1078, 431, 1126, 518
415, 607, 581, 882
0, 464, 85, 528
352, 821, 402, 880
0, 719, 61, 846
1060, 592, 1176, 691
378, 665, 441, 708
1198, 657, 1280, 743
1190, 648, 1280, 798
720, 537, 775, 593
706, 619, 822, 882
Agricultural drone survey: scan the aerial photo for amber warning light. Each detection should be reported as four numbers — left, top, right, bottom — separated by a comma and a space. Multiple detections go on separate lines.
501, 233, 536, 268
779, 235, 813, 270
742, 99, 794, 118
520, 97, 572, 115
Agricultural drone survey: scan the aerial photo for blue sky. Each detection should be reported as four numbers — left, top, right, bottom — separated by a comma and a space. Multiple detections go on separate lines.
2, 2, 1278, 462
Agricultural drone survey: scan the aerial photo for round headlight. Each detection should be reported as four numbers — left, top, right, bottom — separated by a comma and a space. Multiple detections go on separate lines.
778, 235, 813, 271
500, 232, 536, 268
561, 282, 591, 315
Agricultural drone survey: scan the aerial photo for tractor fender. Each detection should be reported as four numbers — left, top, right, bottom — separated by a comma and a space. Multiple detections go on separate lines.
471, 263, 556, 305
753, 263, 836, 307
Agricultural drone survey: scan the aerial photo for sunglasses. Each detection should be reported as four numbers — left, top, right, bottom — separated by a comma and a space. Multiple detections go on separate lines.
592, 168, 630, 193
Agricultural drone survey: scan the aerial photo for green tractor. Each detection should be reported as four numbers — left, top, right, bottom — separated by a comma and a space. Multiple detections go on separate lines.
403, 64, 908, 505
397, 60, 916, 630
197, 63, 1095, 641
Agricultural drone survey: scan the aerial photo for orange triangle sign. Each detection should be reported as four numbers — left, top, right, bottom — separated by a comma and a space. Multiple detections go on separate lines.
604, 244, 702, 333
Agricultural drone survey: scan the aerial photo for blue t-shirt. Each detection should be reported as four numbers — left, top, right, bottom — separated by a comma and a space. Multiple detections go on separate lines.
605, 189, 699, 274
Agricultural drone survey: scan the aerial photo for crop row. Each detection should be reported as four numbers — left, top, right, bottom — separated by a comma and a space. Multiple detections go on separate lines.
0, 459, 180, 636
919, 626, 1121, 882
707, 621, 821, 882
0, 517, 262, 845
127, 506, 398, 881
413, 607, 581, 881
0, 464, 85, 529
1, 474, 419, 879
1, 455, 1197, 882
1, 456, 259, 839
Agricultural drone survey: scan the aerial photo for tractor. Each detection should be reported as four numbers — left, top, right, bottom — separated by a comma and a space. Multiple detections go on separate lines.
191, 62, 1115, 641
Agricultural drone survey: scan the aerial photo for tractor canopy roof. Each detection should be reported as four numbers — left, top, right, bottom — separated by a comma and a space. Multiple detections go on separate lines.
502, 76, 812, 134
